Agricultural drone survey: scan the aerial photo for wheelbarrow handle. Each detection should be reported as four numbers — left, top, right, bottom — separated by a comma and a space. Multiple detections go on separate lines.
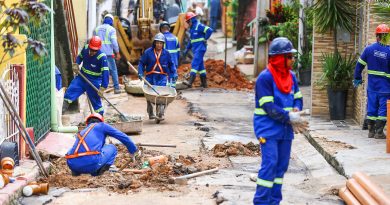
73, 64, 129, 121
126, 61, 162, 96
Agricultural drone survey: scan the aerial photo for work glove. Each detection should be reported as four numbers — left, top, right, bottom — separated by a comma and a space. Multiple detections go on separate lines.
98, 87, 105, 97
72, 63, 80, 74
288, 111, 302, 123
291, 120, 309, 134
353, 79, 362, 88
138, 73, 144, 80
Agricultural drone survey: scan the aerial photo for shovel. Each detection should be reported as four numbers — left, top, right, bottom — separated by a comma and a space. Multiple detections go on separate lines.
72, 63, 130, 122
126, 61, 169, 96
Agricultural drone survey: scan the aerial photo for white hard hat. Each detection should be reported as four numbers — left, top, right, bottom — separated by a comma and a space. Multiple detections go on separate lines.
104, 14, 114, 20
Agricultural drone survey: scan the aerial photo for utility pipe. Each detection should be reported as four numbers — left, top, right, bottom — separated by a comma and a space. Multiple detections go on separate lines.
347, 178, 379, 205
353, 172, 390, 205
339, 187, 362, 205
50, 0, 78, 133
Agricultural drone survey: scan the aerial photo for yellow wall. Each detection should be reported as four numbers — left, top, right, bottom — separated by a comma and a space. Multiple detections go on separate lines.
72, 0, 88, 49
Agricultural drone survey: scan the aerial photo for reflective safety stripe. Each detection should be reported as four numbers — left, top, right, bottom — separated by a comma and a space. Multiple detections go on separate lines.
64, 98, 73, 103
84, 44, 89, 49
96, 26, 114, 45
377, 116, 387, 120
78, 53, 83, 58
82, 67, 102, 76
65, 124, 100, 159
256, 178, 274, 188
204, 26, 210, 33
294, 91, 303, 99
367, 116, 377, 120
97, 53, 106, 60
199, 70, 206, 74
191, 38, 205, 43
191, 69, 198, 74
167, 48, 180, 53
101, 67, 109, 71
358, 58, 367, 66
254, 107, 292, 115
274, 178, 283, 184
259, 96, 274, 106
95, 107, 104, 113
145, 50, 167, 75
367, 70, 390, 78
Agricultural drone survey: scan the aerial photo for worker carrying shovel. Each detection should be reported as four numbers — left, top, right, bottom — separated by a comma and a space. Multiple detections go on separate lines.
62, 36, 109, 115
253, 37, 308, 205
66, 113, 138, 176
138, 33, 177, 120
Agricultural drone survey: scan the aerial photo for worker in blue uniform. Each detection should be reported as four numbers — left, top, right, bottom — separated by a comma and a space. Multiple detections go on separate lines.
66, 113, 138, 176
253, 37, 308, 205
160, 21, 179, 88
138, 33, 177, 120
354, 24, 390, 139
94, 14, 121, 94
183, 12, 213, 88
62, 36, 109, 116
209, 0, 220, 31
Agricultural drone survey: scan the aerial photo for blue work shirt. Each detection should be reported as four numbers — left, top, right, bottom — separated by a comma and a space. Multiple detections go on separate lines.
76, 45, 110, 88
93, 22, 119, 56
138, 46, 177, 79
186, 18, 213, 53
354, 42, 390, 93
253, 69, 303, 140
163, 31, 180, 67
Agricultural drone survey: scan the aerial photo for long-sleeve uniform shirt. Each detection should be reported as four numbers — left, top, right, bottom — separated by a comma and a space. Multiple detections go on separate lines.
138, 47, 176, 86
354, 42, 390, 93
93, 24, 119, 56
253, 69, 303, 140
163, 31, 180, 68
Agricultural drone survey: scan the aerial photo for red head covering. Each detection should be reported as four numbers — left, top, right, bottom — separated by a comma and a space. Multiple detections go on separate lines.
268, 55, 293, 94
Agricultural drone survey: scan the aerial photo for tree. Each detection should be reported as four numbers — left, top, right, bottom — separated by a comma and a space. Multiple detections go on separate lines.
371, 0, 390, 20
0, 0, 51, 64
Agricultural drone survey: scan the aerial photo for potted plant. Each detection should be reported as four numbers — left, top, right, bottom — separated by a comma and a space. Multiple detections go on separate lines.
298, 51, 312, 86
312, 0, 356, 120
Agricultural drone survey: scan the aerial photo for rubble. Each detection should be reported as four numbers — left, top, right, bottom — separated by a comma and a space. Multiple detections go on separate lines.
212, 141, 260, 157
45, 145, 223, 193
177, 59, 254, 90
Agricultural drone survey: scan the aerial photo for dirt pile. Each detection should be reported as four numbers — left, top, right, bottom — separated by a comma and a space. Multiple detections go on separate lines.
212, 141, 260, 157
46, 145, 222, 193
178, 59, 254, 90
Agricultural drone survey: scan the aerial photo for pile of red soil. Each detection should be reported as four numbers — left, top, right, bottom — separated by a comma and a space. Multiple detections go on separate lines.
178, 59, 254, 90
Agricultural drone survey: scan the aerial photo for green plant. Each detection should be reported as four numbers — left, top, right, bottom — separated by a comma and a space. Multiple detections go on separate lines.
298, 51, 312, 71
317, 52, 355, 90
371, 0, 390, 21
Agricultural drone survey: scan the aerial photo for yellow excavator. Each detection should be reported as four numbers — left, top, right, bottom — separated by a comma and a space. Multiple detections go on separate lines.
111, 0, 187, 75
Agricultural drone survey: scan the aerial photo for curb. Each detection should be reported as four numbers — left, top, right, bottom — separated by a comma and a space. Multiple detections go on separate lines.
303, 131, 347, 178
0, 162, 50, 205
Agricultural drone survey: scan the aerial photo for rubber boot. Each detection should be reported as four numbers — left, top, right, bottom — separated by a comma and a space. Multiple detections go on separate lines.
200, 75, 208, 88
367, 119, 375, 138
157, 104, 165, 121
94, 164, 111, 176
183, 75, 196, 88
147, 101, 156, 119
374, 120, 386, 139
62, 100, 70, 114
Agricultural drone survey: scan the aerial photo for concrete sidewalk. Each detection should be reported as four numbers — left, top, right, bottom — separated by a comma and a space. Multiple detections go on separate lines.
304, 118, 390, 194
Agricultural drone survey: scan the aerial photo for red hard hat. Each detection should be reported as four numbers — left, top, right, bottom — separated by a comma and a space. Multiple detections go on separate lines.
85, 113, 104, 124
185, 12, 196, 22
376, 24, 390, 34
89, 36, 102, 50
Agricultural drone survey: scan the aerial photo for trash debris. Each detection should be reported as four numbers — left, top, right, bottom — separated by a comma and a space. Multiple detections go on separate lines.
212, 141, 260, 157
212, 191, 227, 204
250, 174, 257, 182
177, 59, 254, 90
1, 157, 14, 176
22, 182, 49, 196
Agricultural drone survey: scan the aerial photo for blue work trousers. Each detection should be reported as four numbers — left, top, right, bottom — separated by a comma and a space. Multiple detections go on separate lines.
367, 91, 390, 121
190, 50, 206, 77
67, 144, 117, 176
107, 57, 120, 90
210, 16, 218, 31
145, 73, 168, 86
254, 139, 292, 205
64, 76, 104, 115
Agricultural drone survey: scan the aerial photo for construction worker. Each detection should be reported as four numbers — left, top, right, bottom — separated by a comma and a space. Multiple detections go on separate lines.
160, 21, 179, 87
354, 24, 390, 139
183, 12, 213, 88
138, 33, 177, 120
93, 14, 121, 94
62, 36, 109, 115
66, 113, 138, 176
209, 0, 220, 31
253, 37, 307, 205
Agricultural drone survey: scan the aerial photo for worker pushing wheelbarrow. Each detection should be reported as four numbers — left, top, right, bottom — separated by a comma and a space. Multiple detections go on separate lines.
128, 33, 178, 123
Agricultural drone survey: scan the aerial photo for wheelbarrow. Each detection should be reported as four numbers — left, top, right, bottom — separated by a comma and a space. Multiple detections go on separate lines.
143, 84, 177, 124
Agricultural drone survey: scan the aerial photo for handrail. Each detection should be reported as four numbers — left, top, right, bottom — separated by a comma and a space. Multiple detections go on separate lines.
63, 0, 79, 62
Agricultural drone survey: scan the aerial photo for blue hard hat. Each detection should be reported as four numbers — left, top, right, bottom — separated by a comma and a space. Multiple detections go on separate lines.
154, 33, 165, 43
268, 37, 297, 56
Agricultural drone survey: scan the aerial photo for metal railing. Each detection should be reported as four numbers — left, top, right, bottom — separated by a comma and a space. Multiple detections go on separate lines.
64, 0, 79, 62
0, 64, 20, 145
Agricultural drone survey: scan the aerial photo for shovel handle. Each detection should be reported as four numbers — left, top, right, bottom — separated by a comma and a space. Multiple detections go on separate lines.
126, 61, 162, 96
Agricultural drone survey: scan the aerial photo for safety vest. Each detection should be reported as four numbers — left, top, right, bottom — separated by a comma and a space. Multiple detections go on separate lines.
145, 50, 167, 76
65, 124, 100, 159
